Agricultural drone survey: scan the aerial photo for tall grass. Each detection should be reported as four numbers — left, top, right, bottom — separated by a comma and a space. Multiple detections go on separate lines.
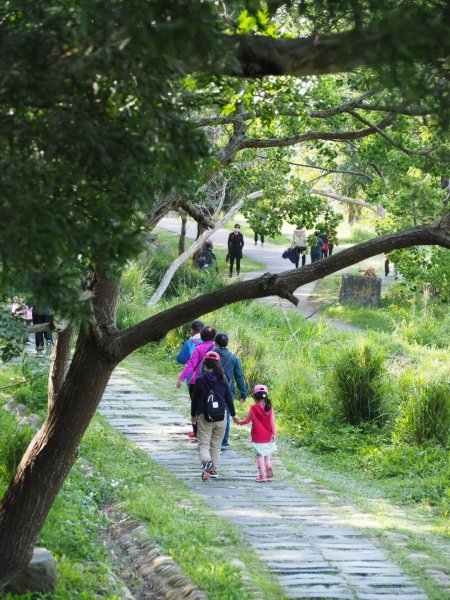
332, 342, 385, 424
394, 375, 450, 446
0, 423, 34, 483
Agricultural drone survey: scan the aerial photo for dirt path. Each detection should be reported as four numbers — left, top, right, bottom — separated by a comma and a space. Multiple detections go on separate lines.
100, 367, 430, 600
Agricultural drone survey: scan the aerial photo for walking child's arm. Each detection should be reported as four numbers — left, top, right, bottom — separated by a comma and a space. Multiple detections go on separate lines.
234, 406, 253, 425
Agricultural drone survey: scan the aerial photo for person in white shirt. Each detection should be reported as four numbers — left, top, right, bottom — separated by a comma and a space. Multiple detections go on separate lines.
291, 225, 308, 268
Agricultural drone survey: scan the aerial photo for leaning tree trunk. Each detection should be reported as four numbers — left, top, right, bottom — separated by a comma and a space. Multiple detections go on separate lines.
0, 330, 116, 584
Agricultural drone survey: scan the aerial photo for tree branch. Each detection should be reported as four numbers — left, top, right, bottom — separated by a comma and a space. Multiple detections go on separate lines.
287, 161, 373, 182
347, 110, 433, 157
310, 188, 384, 217
238, 115, 394, 150
222, 15, 449, 77
114, 213, 450, 360
147, 190, 261, 307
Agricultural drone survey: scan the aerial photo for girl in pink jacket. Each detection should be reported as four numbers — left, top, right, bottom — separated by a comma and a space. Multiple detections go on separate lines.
234, 384, 277, 482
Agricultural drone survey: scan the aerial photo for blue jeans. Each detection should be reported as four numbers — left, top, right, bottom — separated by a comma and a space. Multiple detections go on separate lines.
222, 409, 231, 446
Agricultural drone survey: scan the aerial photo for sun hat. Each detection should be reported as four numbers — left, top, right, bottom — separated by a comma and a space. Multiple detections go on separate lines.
204, 351, 221, 362
253, 384, 268, 395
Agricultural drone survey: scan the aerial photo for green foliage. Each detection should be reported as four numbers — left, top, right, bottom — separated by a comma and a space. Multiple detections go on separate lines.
12, 359, 49, 414
394, 376, 450, 447
332, 343, 386, 424
0, 308, 28, 361
0, 422, 34, 484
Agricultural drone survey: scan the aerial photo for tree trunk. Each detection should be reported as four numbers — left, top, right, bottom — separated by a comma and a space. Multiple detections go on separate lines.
48, 325, 73, 411
0, 331, 116, 584
192, 222, 206, 264
178, 213, 187, 255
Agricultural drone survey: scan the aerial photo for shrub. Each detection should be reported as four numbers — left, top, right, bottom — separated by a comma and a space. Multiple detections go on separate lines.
0, 424, 35, 483
332, 343, 385, 424
394, 377, 450, 446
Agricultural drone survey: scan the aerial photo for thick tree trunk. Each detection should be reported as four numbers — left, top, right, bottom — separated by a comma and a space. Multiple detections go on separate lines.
0, 331, 116, 584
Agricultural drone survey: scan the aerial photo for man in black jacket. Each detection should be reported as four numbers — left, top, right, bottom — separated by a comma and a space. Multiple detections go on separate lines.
227, 223, 244, 277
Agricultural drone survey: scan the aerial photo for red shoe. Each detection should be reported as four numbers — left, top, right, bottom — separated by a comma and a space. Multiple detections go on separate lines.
187, 431, 197, 439
266, 466, 273, 479
255, 475, 267, 483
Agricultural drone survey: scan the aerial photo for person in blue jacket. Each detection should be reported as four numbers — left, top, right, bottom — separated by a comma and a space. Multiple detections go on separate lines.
213, 332, 248, 449
176, 319, 204, 438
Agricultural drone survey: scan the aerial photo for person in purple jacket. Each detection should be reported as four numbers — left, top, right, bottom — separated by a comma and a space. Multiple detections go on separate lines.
176, 326, 217, 436
176, 320, 204, 438
191, 351, 235, 480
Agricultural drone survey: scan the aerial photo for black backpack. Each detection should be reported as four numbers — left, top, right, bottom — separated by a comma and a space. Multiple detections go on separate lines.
197, 250, 212, 270
205, 384, 225, 422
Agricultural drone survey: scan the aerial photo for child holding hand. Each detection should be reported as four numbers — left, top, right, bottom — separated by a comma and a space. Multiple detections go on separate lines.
233, 384, 277, 482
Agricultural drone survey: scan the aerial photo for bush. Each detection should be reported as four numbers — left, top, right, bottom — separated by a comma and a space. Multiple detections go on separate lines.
332, 343, 385, 424
394, 377, 450, 446
0, 423, 35, 483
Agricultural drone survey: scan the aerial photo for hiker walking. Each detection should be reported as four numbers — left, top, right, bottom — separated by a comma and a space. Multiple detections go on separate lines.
176, 319, 204, 438
234, 384, 277, 483
191, 351, 235, 481
291, 224, 308, 268
177, 326, 217, 437
310, 231, 323, 264
32, 306, 54, 352
227, 223, 244, 277
213, 332, 247, 450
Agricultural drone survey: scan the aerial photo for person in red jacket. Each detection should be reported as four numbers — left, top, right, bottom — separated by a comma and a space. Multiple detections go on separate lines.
234, 384, 277, 482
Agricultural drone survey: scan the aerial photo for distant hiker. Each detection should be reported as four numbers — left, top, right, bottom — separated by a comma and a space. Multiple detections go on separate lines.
196, 241, 217, 272
253, 214, 267, 246
234, 384, 277, 483
327, 228, 338, 256
320, 231, 330, 258
177, 324, 216, 395
32, 307, 54, 352
310, 231, 323, 264
191, 351, 235, 481
213, 332, 248, 450
227, 223, 244, 277
176, 319, 204, 438
291, 224, 308, 268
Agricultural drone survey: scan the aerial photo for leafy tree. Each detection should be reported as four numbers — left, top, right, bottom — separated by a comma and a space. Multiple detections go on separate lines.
0, 0, 449, 585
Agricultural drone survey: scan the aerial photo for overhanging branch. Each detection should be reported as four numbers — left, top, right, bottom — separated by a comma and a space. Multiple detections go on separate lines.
114, 213, 450, 360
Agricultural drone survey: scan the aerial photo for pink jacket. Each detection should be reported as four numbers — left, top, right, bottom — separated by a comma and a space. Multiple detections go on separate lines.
239, 403, 276, 443
178, 341, 215, 385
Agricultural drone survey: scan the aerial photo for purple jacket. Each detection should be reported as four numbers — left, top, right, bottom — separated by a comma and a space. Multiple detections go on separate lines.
178, 340, 215, 385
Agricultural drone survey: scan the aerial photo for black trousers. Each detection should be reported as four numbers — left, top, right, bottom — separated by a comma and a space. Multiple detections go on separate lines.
254, 232, 265, 244
188, 383, 197, 435
32, 312, 53, 349
294, 246, 306, 268
229, 255, 241, 275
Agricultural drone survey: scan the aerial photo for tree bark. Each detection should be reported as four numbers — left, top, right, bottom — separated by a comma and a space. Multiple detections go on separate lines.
48, 325, 73, 411
178, 213, 187, 255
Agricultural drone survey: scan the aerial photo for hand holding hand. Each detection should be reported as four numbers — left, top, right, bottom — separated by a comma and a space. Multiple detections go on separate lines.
176, 380, 182, 389
233, 416, 241, 424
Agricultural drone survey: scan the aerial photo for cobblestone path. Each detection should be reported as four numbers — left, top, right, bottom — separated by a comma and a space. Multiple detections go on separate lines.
100, 368, 428, 600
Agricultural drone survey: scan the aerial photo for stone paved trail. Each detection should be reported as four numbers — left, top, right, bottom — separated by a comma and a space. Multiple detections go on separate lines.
100, 368, 428, 600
